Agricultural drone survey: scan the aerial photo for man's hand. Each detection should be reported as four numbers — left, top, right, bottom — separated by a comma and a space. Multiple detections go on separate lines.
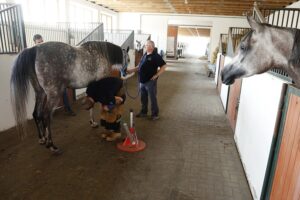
126, 66, 138, 74
151, 74, 159, 80
115, 96, 123, 105
103, 105, 110, 111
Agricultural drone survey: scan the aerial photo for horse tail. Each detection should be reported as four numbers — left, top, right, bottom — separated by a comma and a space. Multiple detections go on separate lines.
10, 46, 37, 135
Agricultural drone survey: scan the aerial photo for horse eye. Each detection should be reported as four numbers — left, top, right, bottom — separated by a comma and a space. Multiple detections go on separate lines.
240, 44, 246, 51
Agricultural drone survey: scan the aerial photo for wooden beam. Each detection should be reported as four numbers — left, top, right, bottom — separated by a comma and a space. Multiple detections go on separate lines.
89, 0, 295, 15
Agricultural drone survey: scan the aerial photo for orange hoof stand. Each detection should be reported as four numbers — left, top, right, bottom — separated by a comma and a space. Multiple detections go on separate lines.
117, 109, 146, 152
117, 138, 146, 152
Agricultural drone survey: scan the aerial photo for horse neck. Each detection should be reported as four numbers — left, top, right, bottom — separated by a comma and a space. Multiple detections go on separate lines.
272, 28, 294, 54
269, 27, 295, 68
270, 27, 300, 86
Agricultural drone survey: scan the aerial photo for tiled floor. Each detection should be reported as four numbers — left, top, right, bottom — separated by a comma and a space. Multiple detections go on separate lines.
0, 58, 252, 199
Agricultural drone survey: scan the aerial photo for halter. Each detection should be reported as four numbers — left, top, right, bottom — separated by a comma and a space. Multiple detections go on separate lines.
120, 62, 128, 77
120, 49, 129, 77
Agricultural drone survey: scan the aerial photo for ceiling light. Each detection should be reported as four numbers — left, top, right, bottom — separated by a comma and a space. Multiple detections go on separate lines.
185, 0, 188, 4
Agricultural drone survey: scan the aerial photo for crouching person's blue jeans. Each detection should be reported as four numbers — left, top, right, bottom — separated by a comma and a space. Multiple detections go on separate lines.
140, 79, 159, 117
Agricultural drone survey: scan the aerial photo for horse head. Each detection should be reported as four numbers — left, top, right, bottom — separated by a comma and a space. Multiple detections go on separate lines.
121, 46, 130, 76
221, 17, 276, 85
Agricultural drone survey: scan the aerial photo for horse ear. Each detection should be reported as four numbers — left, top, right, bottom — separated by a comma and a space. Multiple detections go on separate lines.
126, 46, 129, 53
247, 16, 262, 32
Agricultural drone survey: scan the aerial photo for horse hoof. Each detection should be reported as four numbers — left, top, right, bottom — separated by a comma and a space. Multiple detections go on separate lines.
50, 146, 63, 155
38, 138, 46, 145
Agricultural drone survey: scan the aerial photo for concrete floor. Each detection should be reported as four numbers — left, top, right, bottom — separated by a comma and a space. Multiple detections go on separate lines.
0, 58, 252, 200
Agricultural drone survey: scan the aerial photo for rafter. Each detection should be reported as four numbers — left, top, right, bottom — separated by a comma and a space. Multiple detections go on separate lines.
89, 0, 297, 16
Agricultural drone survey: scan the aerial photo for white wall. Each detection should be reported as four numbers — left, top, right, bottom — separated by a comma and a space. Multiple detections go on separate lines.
220, 56, 232, 110
177, 35, 210, 57
118, 13, 249, 59
214, 53, 221, 84
234, 73, 287, 200
287, 1, 300, 8
7, 0, 118, 29
0, 55, 35, 131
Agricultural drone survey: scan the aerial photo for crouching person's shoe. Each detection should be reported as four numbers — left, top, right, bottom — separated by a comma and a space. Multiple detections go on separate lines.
106, 132, 121, 141
101, 131, 110, 139
90, 120, 99, 128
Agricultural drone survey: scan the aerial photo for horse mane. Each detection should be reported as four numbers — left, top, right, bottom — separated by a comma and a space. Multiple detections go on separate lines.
289, 29, 300, 68
80, 41, 123, 66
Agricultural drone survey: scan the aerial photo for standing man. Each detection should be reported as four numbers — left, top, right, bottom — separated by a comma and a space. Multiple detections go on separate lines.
33, 34, 76, 116
33, 34, 43, 44
127, 40, 167, 120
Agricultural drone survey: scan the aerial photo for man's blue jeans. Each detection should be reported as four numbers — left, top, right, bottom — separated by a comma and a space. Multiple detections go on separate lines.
63, 89, 72, 112
140, 79, 159, 116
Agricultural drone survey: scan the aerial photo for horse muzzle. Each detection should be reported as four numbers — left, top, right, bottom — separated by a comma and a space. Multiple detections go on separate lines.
221, 65, 246, 85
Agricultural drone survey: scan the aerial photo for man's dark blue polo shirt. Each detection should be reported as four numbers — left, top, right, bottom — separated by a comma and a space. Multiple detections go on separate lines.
138, 52, 166, 83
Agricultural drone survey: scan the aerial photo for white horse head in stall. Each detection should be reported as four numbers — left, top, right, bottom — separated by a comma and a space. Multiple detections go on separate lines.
221, 17, 300, 87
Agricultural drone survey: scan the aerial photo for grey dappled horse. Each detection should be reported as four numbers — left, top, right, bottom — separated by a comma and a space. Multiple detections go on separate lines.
10, 41, 129, 154
221, 17, 300, 87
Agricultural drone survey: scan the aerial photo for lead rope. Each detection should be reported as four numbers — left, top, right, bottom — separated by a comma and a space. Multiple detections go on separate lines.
123, 73, 140, 100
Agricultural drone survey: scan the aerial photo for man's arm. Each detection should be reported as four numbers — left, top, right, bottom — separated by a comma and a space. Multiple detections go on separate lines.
151, 64, 167, 80
126, 66, 139, 74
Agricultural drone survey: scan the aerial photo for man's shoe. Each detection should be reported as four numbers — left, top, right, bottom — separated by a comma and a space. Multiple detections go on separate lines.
151, 115, 160, 121
66, 110, 76, 116
136, 112, 147, 118
106, 132, 121, 141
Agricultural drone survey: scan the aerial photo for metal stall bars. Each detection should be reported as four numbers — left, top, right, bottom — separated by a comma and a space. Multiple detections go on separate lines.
26, 22, 102, 47
0, 3, 26, 54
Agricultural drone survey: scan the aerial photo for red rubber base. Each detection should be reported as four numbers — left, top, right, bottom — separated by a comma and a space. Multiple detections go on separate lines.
117, 140, 146, 152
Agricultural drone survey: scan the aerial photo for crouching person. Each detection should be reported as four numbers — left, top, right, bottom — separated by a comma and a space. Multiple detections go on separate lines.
83, 77, 126, 141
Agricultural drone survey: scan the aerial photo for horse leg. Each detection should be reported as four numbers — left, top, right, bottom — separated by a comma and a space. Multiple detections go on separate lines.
32, 92, 47, 145
89, 108, 99, 128
30, 74, 49, 145
43, 93, 63, 154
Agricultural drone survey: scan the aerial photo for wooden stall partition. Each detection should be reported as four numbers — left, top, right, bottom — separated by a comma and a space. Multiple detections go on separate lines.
268, 86, 300, 200
226, 79, 242, 132
166, 25, 178, 58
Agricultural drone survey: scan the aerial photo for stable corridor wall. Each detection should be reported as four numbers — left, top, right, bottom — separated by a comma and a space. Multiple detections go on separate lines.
0, 55, 35, 131
118, 13, 249, 61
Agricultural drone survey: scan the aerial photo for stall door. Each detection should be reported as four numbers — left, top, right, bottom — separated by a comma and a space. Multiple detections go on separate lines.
269, 86, 300, 200
226, 79, 242, 132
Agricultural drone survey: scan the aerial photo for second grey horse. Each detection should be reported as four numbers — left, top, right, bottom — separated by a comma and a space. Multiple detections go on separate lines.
221, 17, 300, 87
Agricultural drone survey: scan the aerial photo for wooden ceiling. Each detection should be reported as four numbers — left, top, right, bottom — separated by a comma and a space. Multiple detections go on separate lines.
88, 0, 297, 16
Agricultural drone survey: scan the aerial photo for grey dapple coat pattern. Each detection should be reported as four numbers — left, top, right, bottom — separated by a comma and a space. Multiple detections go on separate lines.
10, 41, 129, 154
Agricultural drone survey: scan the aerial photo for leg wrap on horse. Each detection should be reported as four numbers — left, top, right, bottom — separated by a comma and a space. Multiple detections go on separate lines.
100, 104, 124, 131
101, 115, 121, 132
